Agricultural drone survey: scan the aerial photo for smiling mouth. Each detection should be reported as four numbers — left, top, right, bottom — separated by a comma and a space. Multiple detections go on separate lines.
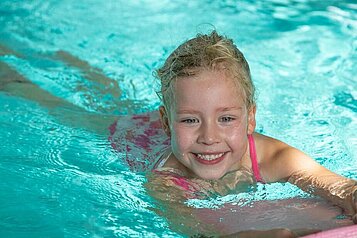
193, 152, 226, 165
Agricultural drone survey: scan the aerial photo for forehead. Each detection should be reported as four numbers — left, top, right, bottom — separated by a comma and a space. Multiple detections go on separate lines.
172, 69, 245, 108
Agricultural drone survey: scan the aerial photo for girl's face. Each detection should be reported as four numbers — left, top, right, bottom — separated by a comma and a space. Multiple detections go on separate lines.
160, 69, 256, 180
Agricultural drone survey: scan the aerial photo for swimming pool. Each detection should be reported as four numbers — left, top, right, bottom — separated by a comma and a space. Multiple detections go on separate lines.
0, 0, 356, 237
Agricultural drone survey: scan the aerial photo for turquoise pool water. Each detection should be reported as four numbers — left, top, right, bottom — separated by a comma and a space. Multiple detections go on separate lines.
0, 0, 356, 237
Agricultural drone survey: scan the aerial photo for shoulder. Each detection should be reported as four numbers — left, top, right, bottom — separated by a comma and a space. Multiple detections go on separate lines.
254, 133, 318, 182
253, 133, 287, 162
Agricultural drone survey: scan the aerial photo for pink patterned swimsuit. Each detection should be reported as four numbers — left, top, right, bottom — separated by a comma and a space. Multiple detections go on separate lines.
108, 111, 264, 184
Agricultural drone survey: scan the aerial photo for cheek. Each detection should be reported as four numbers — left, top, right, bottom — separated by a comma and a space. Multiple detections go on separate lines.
171, 125, 194, 149
227, 119, 247, 134
223, 123, 248, 144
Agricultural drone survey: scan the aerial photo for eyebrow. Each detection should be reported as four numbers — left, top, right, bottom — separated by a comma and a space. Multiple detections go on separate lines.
218, 106, 243, 112
176, 107, 243, 114
176, 109, 200, 114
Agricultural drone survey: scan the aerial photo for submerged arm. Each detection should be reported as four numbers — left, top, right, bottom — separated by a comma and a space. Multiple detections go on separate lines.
145, 170, 220, 236
270, 146, 357, 221
145, 169, 323, 237
288, 166, 357, 220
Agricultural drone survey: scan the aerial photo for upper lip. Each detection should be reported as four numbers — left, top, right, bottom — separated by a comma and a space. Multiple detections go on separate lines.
194, 152, 226, 155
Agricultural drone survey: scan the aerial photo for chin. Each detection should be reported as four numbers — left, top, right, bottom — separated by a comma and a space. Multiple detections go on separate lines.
196, 170, 226, 180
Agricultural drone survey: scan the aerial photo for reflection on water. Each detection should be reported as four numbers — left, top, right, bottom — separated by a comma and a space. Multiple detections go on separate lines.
0, 0, 356, 237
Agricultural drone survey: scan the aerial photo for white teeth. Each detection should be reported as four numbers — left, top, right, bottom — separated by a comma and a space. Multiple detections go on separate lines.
196, 153, 224, 161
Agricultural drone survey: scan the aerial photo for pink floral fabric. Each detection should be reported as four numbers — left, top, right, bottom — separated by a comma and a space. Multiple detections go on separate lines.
108, 111, 170, 172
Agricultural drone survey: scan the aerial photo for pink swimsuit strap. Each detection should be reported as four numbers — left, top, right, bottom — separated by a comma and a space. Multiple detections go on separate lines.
248, 134, 264, 183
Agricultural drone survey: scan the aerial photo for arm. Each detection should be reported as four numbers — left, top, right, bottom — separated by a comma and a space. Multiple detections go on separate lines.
268, 145, 357, 220
145, 170, 322, 237
220, 228, 320, 238
145, 171, 220, 236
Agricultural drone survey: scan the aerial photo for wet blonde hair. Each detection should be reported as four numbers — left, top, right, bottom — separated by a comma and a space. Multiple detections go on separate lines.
155, 30, 255, 114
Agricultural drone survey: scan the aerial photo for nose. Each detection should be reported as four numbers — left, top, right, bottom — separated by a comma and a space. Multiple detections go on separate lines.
197, 121, 220, 145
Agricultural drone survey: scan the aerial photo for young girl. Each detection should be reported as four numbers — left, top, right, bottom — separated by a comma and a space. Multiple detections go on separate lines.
134, 30, 357, 236
1, 33, 355, 237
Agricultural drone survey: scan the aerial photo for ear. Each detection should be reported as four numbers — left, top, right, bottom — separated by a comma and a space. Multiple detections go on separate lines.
159, 106, 171, 137
247, 105, 256, 135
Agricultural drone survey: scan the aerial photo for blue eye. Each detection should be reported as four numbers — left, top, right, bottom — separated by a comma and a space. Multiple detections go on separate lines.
220, 116, 235, 122
181, 118, 199, 124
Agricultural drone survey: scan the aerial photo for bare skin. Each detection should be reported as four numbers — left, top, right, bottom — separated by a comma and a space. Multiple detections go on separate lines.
146, 170, 330, 237
220, 228, 321, 238
157, 69, 357, 215
2, 44, 355, 237
0, 44, 119, 135
147, 69, 357, 237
